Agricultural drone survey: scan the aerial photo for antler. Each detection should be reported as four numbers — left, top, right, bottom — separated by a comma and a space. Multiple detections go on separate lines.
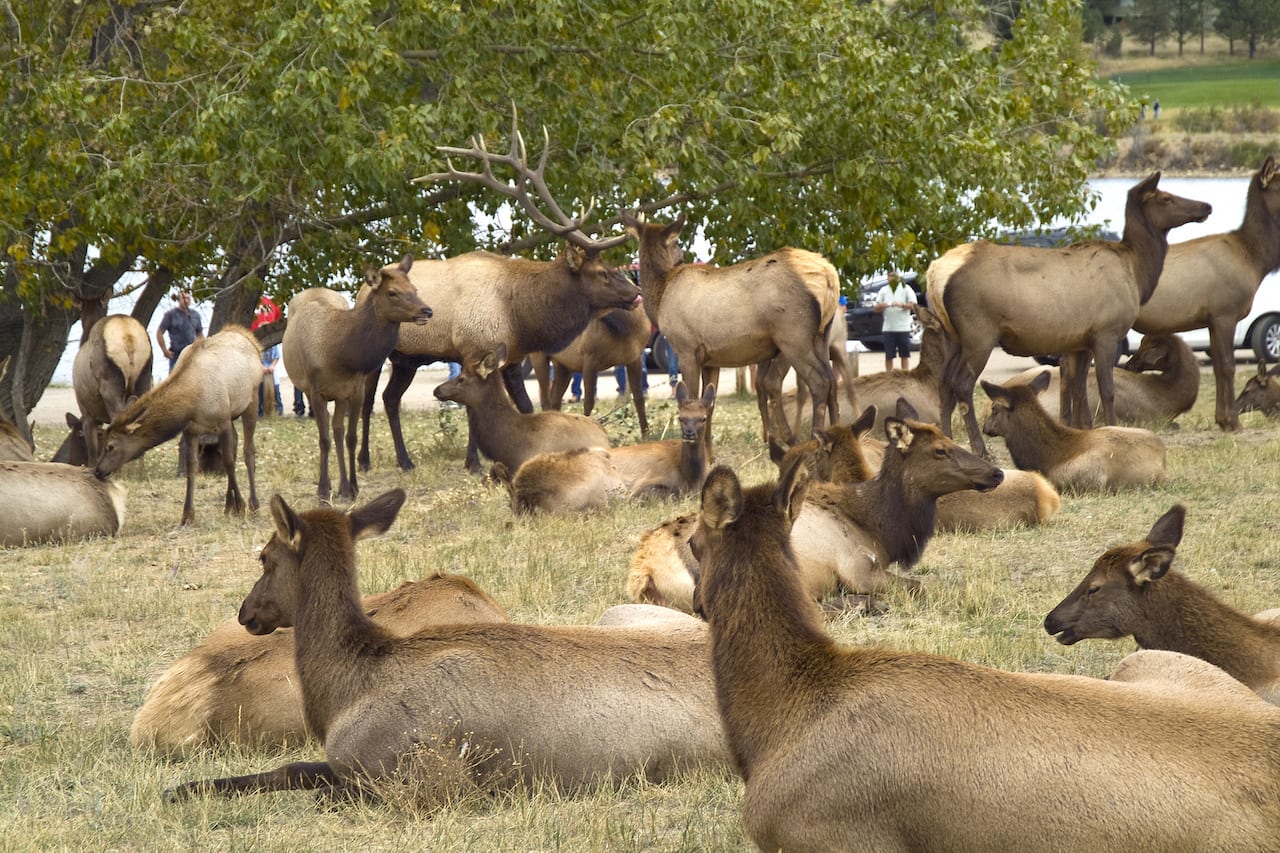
414, 106, 631, 252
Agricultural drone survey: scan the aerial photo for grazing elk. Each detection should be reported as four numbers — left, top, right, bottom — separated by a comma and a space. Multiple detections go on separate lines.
0, 461, 127, 546
0, 408, 33, 462
929, 172, 1211, 456
1235, 361, 1280, 417
435, 344, 610, 475
363, 122, 641, 475
620, 211, 840, 447
981, 371, 1166, 493
72, 314, 154, 465
1005, 333, 1199, 426
164, 489, 728, 804
1045, 504, 1280, 705
530, 305, 650, 434
1133, 156, 1280, 430
132, 574, 511, 756
284, 255, 431, 502
689, 460, 1280, 852
96, 326, 262, 526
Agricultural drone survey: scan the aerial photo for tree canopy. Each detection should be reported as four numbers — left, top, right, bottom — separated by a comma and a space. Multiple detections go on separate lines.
0, 0, 1133, 430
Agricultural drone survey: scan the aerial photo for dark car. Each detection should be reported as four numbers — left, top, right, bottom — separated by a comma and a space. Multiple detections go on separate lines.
846, 273, 927, 351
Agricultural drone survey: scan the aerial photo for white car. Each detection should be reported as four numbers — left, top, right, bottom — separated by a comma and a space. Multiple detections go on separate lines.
1126, 271, 1280, 363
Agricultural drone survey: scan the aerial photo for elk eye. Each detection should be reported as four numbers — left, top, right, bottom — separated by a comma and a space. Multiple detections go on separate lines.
1086, 583, 1101, 597
933, 447, 948, 458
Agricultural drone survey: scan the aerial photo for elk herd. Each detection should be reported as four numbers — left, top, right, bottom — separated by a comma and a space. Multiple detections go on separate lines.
6, 150, 1280, 848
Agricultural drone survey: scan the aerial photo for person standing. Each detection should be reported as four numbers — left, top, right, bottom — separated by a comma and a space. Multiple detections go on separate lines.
250, 295, 284, 417
155, 290, 205, 372
873, 271, 918, 372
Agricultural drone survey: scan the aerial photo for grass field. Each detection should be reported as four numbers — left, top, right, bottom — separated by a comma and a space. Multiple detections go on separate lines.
1107, 59, 1280, 111
1, 372, 1278, 851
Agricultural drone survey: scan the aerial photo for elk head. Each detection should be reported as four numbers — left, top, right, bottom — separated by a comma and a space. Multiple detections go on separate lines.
363, 254, 432, 326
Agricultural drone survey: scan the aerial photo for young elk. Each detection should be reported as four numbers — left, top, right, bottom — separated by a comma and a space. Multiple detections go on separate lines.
690, 461, 1280, 852
1045, 505, 1280, 705
981, 371, 1166, 493
1235, 361, 1280, 418
72, 314, 154, 465
165, 489, 727, 804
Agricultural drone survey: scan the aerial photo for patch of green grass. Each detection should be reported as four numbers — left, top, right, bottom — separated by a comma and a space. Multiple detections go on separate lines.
1108, 60, 1280, 109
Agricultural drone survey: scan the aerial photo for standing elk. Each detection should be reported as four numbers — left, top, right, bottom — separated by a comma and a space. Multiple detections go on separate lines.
1004, 333, 1199, 426
434, 344, 611, 475
283, 255, 431, 502
928, 172, 1210, 457
72, 314, 154, 465
1235, 361, 1280, 418
96, 326, 261, 527
688, 459, 1280, 852
164, 489, 728, 804
1045, 504, 1280, 705
362, 121, 641, 475
620, 211, 840, 447
1132, 156, 1280, 430
530, 305, 650, 434
981, 371, 1166, 493
0, 461, 126, 545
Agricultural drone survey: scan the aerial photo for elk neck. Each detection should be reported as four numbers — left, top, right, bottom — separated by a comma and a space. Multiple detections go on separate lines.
853, 448, 937, 568
998, 404, 1075, 475
1122, 199, 1171, 306
337, 296, 403, 376
1237, 169, 1280, 278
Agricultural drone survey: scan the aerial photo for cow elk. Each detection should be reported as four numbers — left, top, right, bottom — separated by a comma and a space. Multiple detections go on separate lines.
928, 172, 1210, 456
1133, 156, 1280, 430
981, 371, 1166, 493
0, 461, 127, 546
435, 344, 611, 477
73, 314, 154, 465
284, 255, 431, 502
621, 211, 840, 447
364, 118, 641, 474
1235, 361, 1280, 418
689, 460, 1280, 852
1045, 504, 1280, 705
164, 489, 728, 804
96, 326, 262, 526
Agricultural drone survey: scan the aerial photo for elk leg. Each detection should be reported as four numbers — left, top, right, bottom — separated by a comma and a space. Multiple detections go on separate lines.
1089, 345, 1114, 427
581, 356, 599, 417
700, 364, 721, 462
314, 398, 334, 503
382, 357, 422, 472
501, 363, 534, 414
164, 760, 341, 802
626, 358, 648, 434
529, 353, 553, 410
791, 344, 834, 438
218, 420, 245, 516
181, 429, 199, 526
951, 360, 988, 460
333, 397, 357, 501
463, 407, 482, 475
757, 358, 793, 445
241, 406, 258, 512
357, 364, 382, 472
1208, 320, 1242, 431
547, 363, 572, 411
1058, 351, 1080, 426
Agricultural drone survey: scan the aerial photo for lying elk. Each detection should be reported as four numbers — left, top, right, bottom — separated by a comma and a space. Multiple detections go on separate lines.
929, 172, 1210, 457
620, 211, 840, 448
283, 255, 431, 502
530, 305, 650, 434
690, 459, 1280, 852
1005, 333, 1199, 426
73, 314, 154, 465
434, 344, 610, 475
981, 371, 1166, 493
165, 489, 728, 804
1235, 361, 1280, 417
132, 574, 511, 756
363, 118, 641, 474
96, 326, 261, 526
1133, 156, 1280, 430
0, 461, 127, 546
1045, 504, 1280, 705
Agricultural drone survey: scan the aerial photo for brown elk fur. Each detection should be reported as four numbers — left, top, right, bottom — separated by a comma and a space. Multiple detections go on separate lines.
131, 574, 511, 756
530, 306, 650, 434
0, 408, 33, 462
981, 371, 1167, 492
847, 304, 945, 431
621, 212, 840, 446
1005, 333, 1199, 425
772, 312, 860, 441
434, 344, 610, 475
609, 381, 716, 497
0, 461, 126, 546
359, 245, 642, 474
1134, 156, 1280, 430
283, 255, 431, 502
929, 173, 1211, 456
1046, 505, 1280, 704
493, 448, 626, 515
72, 314, 154, 465
1235, 361, 1280, 417
690, 462, 1280, 852
165, 489, 727, 803
96, 326, 262, 526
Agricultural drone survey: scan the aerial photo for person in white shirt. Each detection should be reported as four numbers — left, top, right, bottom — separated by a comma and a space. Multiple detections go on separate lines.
873, 271, 919, 371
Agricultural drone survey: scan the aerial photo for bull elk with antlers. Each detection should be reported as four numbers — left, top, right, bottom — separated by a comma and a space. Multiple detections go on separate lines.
360, 117, 641, 475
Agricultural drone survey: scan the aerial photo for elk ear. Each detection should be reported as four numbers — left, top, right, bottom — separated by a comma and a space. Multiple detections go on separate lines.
563, 242, 588, 273
884, 417, 914, 450
620, 210, 641, 238
979, 379, 1005, 401
895, 397, 919, 421
675, 381, 689, 406
64, 411, 80, 429
269, 494, 303, 547
701, 383, 716, 409
776, 455, 810, 525
1136, 171, 1161, 194
1146, 505, 1186, 549
397, 253, 413, 274
364, 265, 380, 289
1029, 370, 1052, 394
477, 353, 498, 379
493, 342, 509, 366
1260, 156, 1277, 189
699, 466, 743, 530
851, 404, 877, 436
348, 489, 406, 542
1129, 546, 1175, 586
663, 214, 686, 246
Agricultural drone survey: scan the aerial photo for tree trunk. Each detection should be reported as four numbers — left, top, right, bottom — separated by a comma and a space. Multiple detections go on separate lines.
0, 300, 75, 446
131, 267, 175, 328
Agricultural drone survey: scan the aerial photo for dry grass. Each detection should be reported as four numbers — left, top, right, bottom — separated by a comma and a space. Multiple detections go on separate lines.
1, 375, 1278, 850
